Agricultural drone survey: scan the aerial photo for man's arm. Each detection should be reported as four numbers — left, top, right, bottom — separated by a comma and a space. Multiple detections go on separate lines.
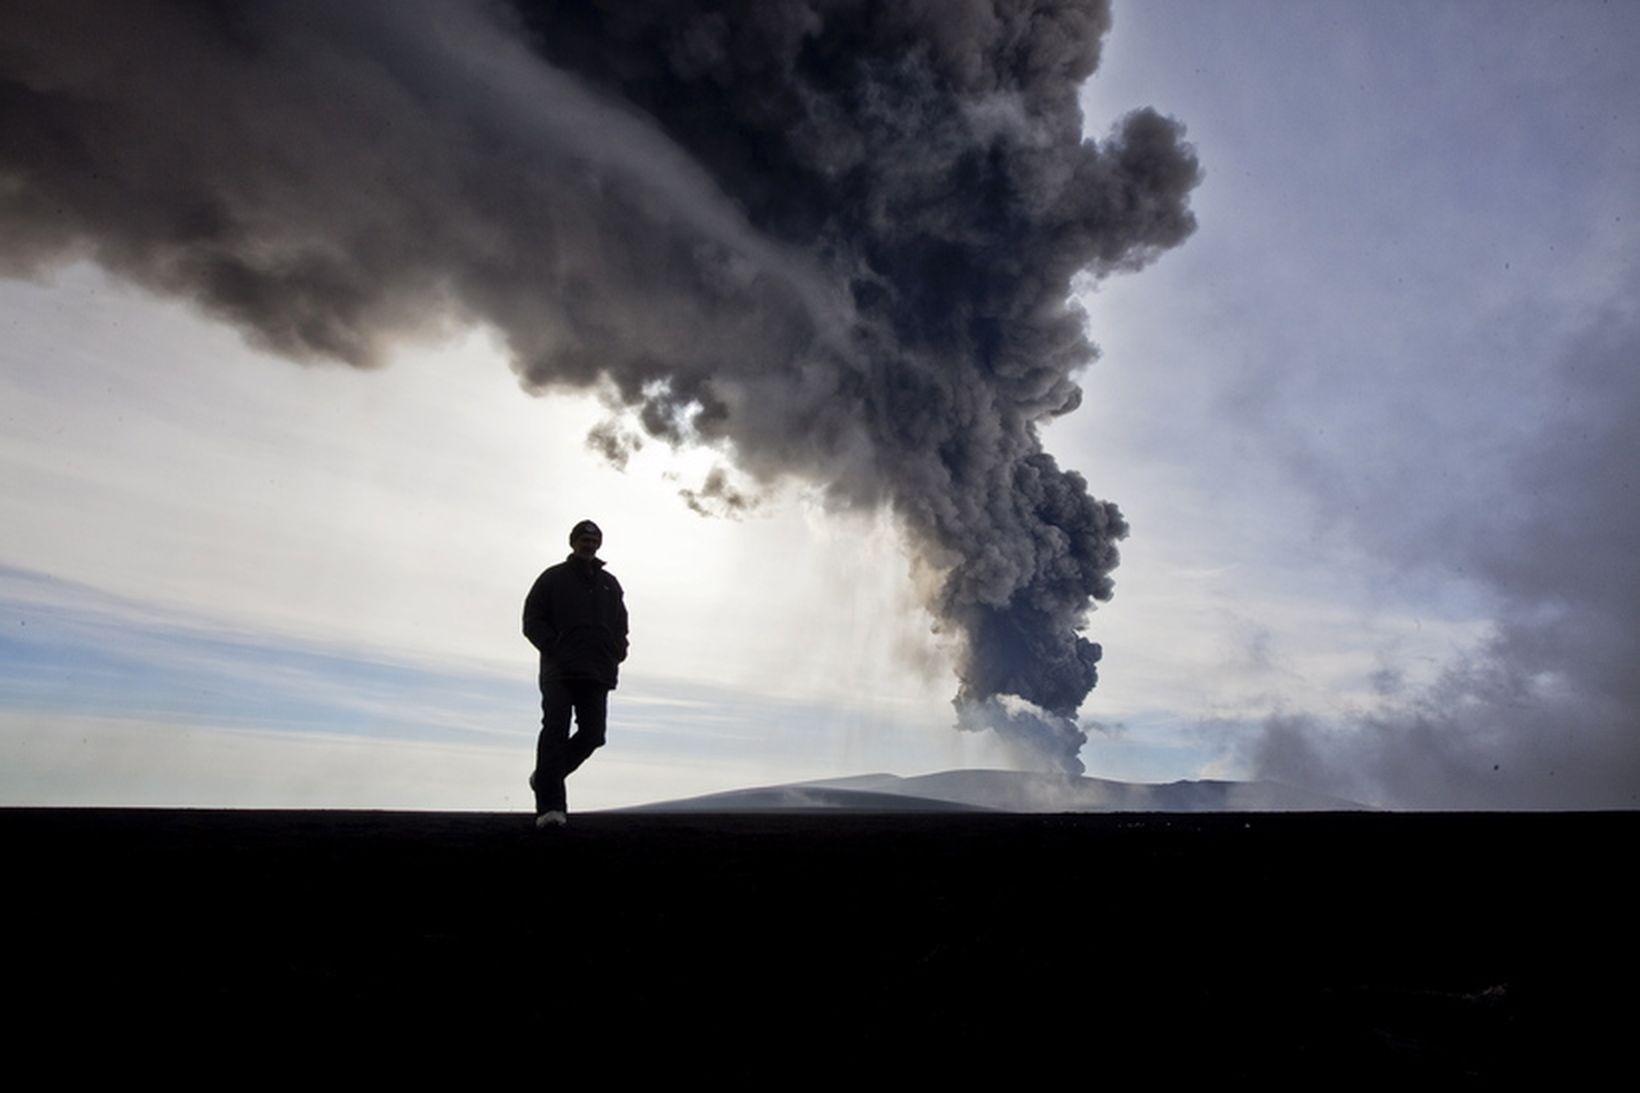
522, 572, 557, 652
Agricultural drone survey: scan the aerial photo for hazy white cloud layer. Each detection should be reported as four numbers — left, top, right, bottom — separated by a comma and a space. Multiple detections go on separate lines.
0, 556, 985, 809
2, 1, 1637, 808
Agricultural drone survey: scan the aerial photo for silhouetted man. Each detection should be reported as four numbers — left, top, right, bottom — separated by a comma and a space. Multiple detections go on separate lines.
524, 519, 628, 828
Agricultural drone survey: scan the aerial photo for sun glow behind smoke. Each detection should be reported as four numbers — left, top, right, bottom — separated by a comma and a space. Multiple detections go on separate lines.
0, 0, 1200, 772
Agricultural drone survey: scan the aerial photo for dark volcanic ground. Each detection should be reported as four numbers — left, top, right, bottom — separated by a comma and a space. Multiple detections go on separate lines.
6, 810, 1632, 1082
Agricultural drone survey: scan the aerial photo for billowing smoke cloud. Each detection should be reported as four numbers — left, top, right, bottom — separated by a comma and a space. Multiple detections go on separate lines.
1253, 310, 1640, 808
0, 0, 1199, 771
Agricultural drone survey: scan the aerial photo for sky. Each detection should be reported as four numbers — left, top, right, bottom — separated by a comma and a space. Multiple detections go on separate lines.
2, 0, 1636, 810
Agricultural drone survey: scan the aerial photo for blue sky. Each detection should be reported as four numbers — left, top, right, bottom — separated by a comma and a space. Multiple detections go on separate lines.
2, 1, 1636, 808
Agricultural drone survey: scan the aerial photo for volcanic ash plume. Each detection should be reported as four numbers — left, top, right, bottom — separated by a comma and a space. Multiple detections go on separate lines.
0, 0, 1200, 771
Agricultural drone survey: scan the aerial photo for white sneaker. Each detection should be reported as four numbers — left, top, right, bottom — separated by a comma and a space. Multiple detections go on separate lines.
535, 810, 568, 829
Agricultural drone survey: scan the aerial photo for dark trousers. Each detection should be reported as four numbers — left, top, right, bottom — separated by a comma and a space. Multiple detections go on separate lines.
534, 677, 609, 814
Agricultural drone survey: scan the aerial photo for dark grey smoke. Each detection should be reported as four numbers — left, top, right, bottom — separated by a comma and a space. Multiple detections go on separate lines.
0, 0, 1199, 770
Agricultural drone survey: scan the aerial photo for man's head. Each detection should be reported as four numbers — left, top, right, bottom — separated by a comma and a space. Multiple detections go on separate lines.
569, 519, 603, 560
